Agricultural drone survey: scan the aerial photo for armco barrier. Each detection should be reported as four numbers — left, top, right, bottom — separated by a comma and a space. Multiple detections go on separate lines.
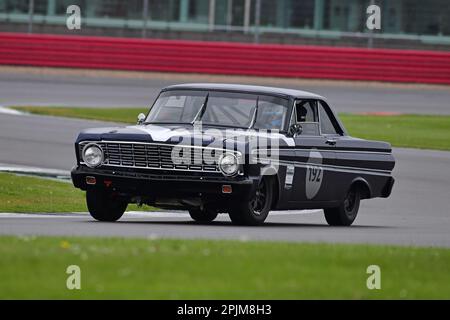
1, 32, 450, 84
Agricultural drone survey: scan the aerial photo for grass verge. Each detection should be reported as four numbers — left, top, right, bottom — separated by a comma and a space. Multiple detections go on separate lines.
340, 113, 450, 151
0, 172, 86, 212
12, 106, 147, 124
0, 235, 449, 299
13, 106, 450, 151
0, 172, 152, 213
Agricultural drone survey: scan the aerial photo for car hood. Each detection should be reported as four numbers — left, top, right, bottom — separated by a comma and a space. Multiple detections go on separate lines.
76, 124, 295, 149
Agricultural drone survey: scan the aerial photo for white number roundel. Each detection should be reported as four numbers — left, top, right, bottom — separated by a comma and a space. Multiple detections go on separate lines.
305, 150, 323, 200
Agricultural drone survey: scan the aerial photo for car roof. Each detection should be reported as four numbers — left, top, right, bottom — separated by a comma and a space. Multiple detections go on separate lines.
162, 83, 325, 100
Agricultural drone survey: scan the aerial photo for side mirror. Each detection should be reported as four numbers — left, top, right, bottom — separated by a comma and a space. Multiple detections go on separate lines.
137, 113, 146, 125
288, 123, 302, 137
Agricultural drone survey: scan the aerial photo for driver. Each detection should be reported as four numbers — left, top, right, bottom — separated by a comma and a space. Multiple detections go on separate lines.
259, 103, 284, 129
296, 103, 308, 122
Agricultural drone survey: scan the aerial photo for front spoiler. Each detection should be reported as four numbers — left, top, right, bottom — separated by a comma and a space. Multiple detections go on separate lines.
71, 166, 258, 201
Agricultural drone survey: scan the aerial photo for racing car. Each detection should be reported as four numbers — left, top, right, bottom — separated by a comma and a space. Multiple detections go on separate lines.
71, 83, 395, 226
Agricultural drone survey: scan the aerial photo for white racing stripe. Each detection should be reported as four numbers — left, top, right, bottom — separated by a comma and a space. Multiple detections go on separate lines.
129, 124, 184, 142
129, 124, 295, 147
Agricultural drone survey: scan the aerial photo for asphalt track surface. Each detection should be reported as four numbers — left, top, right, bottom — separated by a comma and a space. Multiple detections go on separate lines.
2, 70, 450, 114
0, 70, 449, 247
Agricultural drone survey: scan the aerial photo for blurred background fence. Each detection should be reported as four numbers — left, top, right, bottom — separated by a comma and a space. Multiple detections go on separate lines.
1, 32, 449, 84
0, 0, 450, 50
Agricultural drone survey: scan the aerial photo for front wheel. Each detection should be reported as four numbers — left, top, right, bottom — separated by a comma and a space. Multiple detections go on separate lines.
86, 189, 128, 222
188, 208, 218, 223
228, 177, 273, 226
324, 187, 360, 226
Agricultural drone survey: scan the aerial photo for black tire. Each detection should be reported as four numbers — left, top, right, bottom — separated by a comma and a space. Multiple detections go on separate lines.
188, 208, 218, 223
324, 187, 360, 226
86, 189, 128, 222
228, 177, 273, 226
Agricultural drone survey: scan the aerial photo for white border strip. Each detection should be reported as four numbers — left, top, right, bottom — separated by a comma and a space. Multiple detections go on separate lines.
0, 106, 25, 115
0, 210, 320, 219
0, 163, 70, 178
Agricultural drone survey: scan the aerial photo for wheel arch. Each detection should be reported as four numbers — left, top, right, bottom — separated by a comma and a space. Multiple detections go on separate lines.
269, 174, 280, 210
259, 165, 281, 210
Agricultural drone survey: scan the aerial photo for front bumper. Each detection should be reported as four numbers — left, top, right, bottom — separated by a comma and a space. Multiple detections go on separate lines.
71, 166, 258, 201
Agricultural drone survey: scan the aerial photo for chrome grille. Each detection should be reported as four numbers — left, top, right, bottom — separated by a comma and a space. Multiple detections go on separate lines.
79, 141, 227, 173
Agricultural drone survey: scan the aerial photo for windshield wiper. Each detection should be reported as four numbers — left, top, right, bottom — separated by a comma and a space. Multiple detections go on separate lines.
249, 96, 259, 129
191, 93, 209, 124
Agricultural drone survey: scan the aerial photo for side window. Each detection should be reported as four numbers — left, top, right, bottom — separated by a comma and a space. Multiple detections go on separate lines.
319, 101, 341, 135
292, 100, 319, 136
296, 100, 318, 123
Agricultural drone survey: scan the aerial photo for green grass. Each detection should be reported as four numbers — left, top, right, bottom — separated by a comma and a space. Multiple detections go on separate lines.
13, 106, 147, 124
0, 172, 152, 213
12, 106, 450, 151
340, 113, 450, 151
0, 172, 86, 213
0, 235, 449, 299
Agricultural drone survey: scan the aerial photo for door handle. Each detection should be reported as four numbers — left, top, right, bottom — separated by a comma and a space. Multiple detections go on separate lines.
326, 139, 337, 145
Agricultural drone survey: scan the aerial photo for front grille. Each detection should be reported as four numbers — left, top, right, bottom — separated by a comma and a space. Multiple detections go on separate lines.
79, 141, 231, 173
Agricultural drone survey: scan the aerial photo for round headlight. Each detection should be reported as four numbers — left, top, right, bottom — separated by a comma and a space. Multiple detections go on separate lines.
82, 144, 103, 168
218, 153, 239, 177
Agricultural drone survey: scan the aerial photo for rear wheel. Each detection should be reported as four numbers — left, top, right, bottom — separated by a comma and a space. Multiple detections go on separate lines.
188, 208, 218, 222
324, 187, 360, 226
86, 189, 128, 222
228, 177, 273, 226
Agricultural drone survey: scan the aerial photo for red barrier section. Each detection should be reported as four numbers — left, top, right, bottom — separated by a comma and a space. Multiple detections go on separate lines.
1, 32, 450, 84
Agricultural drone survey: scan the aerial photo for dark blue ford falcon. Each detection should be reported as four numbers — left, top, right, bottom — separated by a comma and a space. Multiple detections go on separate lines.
71, 83, 395, 226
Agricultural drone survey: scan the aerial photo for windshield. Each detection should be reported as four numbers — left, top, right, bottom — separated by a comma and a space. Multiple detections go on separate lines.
146, 90, 207, 124
146, 90, 289, 130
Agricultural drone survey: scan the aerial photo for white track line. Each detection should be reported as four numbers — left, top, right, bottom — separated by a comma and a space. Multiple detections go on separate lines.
0, 213, 85, 219
0, 210, 320, 219
0, 163, 70, 178
0, 106, 25, 115
0, 212, 186, 219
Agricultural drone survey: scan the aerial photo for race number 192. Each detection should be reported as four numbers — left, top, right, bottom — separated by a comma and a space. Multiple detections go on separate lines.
308, 166, 322, 182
